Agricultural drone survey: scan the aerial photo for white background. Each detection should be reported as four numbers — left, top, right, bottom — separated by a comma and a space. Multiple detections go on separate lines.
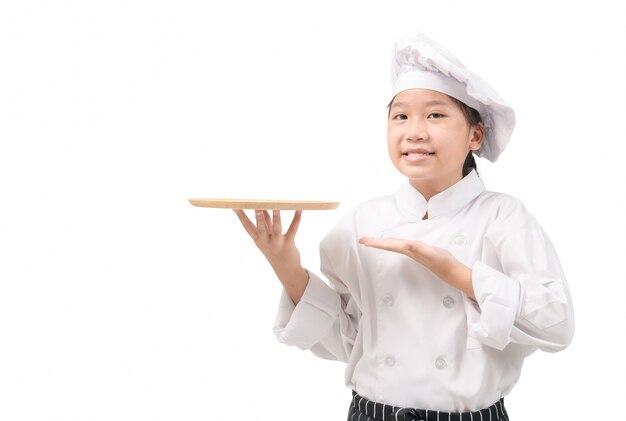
1, 1, 625, 419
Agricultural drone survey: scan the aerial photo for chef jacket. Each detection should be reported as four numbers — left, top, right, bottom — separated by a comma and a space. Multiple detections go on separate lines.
273, 169, 574, 412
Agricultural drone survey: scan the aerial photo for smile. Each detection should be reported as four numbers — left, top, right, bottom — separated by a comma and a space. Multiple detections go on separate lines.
402, 152, 434, 163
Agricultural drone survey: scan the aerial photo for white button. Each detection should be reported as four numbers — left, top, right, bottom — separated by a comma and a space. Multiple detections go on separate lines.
454, 235, 466, 246
385, 355, 396, 366
435, 358, 447, 370
382, 294, 394, 307
442, 296, 455, 308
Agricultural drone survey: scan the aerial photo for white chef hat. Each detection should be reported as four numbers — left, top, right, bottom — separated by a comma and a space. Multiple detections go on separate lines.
391, 31, 516, 162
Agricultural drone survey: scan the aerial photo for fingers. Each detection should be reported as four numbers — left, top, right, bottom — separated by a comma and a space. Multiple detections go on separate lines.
234, 209, 300, 241
233, 209, 258, 240
286, 210, 302, 239
272, 210, 283, 236
360, 237, 440, 267
359, 237, 420, 255
359, 237, 404, 251
232, 209, 272, 240
255, 210, 271, 238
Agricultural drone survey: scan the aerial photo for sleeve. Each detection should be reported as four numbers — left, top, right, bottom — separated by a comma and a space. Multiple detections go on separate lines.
272, 225, 361, 363
465, 198, 575, 352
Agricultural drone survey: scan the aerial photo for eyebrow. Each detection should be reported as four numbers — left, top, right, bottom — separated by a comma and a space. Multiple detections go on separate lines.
391, 100, 451, 109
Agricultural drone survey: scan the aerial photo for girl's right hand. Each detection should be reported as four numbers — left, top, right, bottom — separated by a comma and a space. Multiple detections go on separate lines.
233, 209, 309, 304
233, 209, 303, 270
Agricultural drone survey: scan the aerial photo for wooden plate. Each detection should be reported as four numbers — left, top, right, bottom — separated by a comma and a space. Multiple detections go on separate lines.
188, 198, 340, 210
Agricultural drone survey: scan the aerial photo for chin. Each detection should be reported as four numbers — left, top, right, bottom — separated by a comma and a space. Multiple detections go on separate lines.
396, 164, 431, 178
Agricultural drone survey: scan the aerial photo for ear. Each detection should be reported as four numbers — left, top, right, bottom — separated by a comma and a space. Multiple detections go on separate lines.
468, 122, 485, 152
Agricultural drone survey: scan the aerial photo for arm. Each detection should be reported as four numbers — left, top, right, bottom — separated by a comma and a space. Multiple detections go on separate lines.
467, 222, 575, 352
358, 199, 574, 353
358, 236, 477, 300
274, 253, 361, 362
233, 209, 308, 304
273, 224, 361, 363
234, 209, 360, 362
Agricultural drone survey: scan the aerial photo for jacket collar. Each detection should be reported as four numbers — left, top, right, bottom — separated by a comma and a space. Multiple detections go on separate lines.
395, 169, 485, 221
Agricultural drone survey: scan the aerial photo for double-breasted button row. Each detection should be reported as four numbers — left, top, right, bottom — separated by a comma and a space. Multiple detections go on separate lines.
381, 355, 448, 370
381, 295, 455, 308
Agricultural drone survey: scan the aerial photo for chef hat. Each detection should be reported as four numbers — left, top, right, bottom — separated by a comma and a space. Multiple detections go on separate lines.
391, 31, 516, 162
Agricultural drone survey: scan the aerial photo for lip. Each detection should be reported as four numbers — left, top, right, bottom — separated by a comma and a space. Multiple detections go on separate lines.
402, 153, 433, 163
402, 148, 434, 154
401, 148, 435, 164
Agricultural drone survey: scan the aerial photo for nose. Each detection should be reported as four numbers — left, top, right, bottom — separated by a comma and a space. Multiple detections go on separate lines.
405, 118, 428, 142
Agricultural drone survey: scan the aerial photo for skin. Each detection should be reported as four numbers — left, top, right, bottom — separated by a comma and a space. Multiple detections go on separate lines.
234, 88, 484, 303
233, 209, 309, 304
387, 89, 484, 200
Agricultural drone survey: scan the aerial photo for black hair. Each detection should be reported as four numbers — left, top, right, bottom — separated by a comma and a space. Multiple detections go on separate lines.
387, 96, 483, 177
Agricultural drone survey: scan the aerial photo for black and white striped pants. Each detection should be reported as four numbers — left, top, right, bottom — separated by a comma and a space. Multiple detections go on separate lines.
347, 390, 510, 421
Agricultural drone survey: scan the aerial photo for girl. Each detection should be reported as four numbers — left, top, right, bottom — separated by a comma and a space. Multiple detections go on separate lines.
234, 31, 574, 420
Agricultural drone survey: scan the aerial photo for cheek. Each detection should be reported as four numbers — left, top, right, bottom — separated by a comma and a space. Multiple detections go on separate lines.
386, 140, 395, 157
387, 134, 400, 155
387, 125, 400, 143
432, 126, 471, 152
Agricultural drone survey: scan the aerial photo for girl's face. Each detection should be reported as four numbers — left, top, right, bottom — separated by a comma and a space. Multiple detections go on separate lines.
387, 88, 484, 199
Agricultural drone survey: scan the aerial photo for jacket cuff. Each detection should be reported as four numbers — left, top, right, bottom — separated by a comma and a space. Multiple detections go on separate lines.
273, 269, 341, 349
467, 260, 521, 350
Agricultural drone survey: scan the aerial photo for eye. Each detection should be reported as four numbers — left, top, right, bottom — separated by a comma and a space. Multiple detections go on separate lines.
392, 114, 408, 120
428, 113, 444, 119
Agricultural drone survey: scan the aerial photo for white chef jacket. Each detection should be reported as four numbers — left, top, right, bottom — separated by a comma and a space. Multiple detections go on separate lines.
273, 169, 574, 412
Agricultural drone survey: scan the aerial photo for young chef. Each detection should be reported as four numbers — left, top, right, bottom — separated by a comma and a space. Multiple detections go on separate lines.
234, 30, 574, 420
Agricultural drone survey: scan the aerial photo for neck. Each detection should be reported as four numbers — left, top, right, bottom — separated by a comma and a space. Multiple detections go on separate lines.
409, 171, 464, 201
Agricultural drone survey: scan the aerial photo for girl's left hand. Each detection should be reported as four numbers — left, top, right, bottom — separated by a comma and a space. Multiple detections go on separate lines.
358, 236, 475, 300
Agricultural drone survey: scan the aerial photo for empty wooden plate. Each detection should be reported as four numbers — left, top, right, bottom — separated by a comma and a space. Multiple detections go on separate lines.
188, 198, 340, 210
